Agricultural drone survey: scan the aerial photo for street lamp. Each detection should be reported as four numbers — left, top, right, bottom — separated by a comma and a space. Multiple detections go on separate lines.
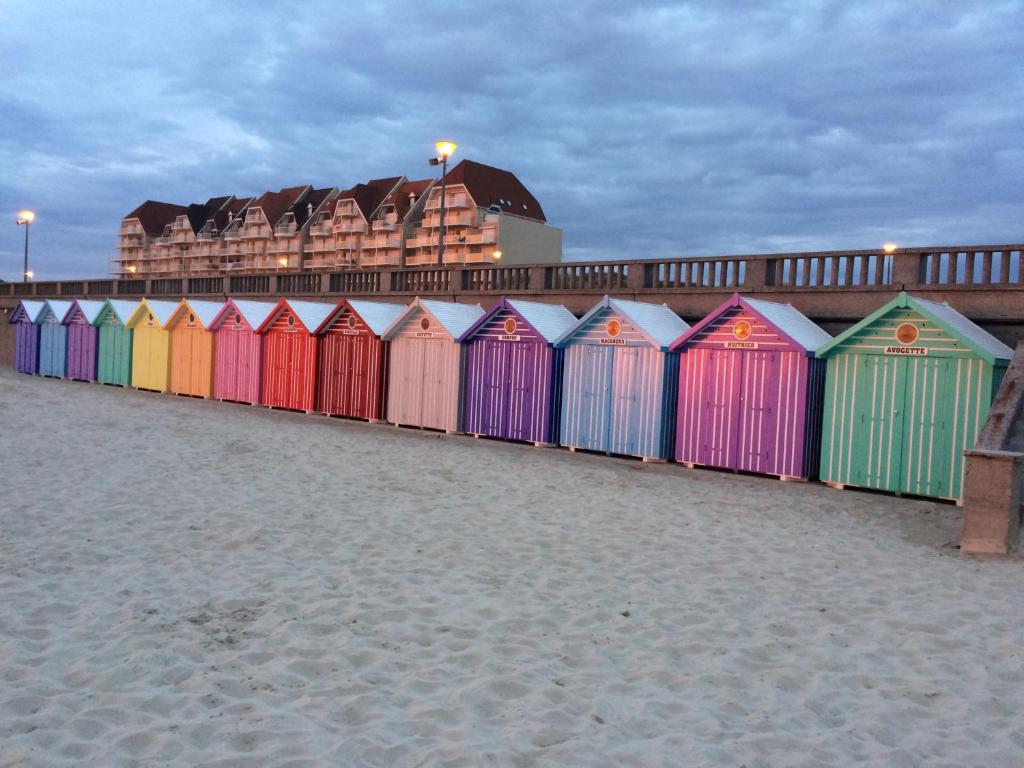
492, 250, 502, 261
16, 210, 35, 283
429, 140, 457, 266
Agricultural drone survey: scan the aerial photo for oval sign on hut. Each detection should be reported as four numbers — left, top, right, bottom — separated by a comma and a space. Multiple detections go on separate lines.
347, 315, 358, 329
601, 318, 625, 345
504, 317, 517, 335
896, 323, 919, 345
733, 320, 752, 341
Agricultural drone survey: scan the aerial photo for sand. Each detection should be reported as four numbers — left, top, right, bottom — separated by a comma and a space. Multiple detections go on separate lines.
0, 366, 1022, 767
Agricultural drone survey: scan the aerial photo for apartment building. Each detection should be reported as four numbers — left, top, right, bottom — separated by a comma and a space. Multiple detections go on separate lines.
114, 159, 561, 276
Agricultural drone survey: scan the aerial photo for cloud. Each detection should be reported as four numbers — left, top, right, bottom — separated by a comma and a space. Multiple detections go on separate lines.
0, 0, 1021, 278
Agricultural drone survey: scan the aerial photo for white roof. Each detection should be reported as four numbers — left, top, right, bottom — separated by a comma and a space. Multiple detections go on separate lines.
71, 300, 106, 324
743, 296, 832, 351
346, 300, 408, 335
285, 300, 336, 333
103, 300, 140, 324
506, 299, 579, 343
228, 300, 278, 329
14, 300, 47, 322
608, 298, 689, 348
145, 299, 181, 326
419, 299, 485, 338
913, 296, 1013, 361
182, 299, 225, 329
43, 300, 73, 321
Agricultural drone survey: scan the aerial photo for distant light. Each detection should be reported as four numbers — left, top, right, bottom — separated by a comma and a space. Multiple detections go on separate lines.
883, 242, 898, 253
25, 270, 34, 279
278, 257, 288, 267
17, 209, 35, 224
127, 265, 137, 274
435, 140, 457, 159
492, 250, 502, 260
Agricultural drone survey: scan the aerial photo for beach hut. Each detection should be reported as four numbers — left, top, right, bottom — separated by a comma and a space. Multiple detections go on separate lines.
257, 299, 335, 411
458, 298, 578, 445
63, 300, 106, 382
166, 299, 224, 398
315, 299, 407, 420
670, 293, 832, 480
208, 299, 277, 404
36, 300, 73, 378
381, 299, 485, 432
9, 300, 45, 374
94, 300, 138, 386
125, 298, 180, 392
817, 292, 1012, 501
555, 296, 688, 460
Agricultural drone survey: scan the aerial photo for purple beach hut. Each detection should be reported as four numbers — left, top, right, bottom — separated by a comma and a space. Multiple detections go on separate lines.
63, 300, 106, 382
670, 293, 832, 480
458, 298, 578, 446
9, 300, 46, 374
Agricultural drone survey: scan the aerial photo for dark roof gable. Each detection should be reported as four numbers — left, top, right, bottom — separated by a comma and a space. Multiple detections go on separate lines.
443, 159, 546, 222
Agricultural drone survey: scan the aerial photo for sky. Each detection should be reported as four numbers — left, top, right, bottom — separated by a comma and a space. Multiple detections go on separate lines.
0, 1, 1022, 280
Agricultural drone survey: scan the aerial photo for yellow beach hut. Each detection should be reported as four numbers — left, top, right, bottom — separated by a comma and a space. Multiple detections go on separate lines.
125, 299, 180, 392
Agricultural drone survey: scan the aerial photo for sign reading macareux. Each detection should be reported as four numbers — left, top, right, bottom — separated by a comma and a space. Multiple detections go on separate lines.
600, 318, 626, 345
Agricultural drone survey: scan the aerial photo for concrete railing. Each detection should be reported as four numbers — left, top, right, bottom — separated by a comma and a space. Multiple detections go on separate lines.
961, 342, 1024, 554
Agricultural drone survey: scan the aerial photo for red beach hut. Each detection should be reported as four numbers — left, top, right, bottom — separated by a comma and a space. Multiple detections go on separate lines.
670, 293, 832, 480
458, 298, 578, 445
257, 299, 335, 411
314, 299, 407, 420
9, 300, 45, 374
63, 300, 105, 382
208, 299, 277, 404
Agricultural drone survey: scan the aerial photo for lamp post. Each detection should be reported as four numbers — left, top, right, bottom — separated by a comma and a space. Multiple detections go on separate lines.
429, 141, 457, 267
16, 210, 35, 283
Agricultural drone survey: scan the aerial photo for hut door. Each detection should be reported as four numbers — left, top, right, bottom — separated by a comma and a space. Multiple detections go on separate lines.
506, 342, 536, 441
574, 345, 614, 452
609, 348, 643, 455
850, 355, 908, 493
697, 350, 741, 468
735, 351, 781, 474
419, 339, 448, 429
900, 358, 954, 499
482, 340, 508, 436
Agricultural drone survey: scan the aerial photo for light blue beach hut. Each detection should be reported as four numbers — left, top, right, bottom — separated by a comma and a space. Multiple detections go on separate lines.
555, 296, 689, 460
37, 300, 73, 377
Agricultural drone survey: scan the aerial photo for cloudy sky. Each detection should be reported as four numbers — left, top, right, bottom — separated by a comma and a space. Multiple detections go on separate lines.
1, 1, 1021, 280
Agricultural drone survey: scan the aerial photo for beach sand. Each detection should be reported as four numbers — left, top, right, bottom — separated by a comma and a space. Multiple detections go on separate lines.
1, 366, 1022, 767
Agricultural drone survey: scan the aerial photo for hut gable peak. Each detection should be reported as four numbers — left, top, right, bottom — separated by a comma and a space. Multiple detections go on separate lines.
65, 299, 106, 325
209, 299, 278, 331
98, 299, 141, 326
556, 296, 688, 350
126, 299, 180, 329
40, 300, 73, 324
382, 298, 484, 340
672, 293, 831, 353
458, 298, 578, 344
10, 300, 47, 324
258, 299, 335, 335
317, 300, 407, 336
169, 299, 224, 330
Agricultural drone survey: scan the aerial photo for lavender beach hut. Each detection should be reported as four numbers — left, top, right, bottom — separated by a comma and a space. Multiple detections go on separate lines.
37, 300, 73, 377
63, 300, 106, 382
9, 300, 46, 374
670, 293, 832, 480
556, 296, 689, 460
458, 298, 577, 445
382, 298, 484, 432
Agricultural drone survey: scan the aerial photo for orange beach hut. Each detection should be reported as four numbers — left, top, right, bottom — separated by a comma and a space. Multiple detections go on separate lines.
167, 299, 225, 397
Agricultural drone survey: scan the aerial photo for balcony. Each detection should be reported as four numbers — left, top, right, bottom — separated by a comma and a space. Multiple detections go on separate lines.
426, 193, 469, 210
367, 234, 401, 249
372, 217, 397, 231
334, 221, 367, 234
275, 223, 297, 237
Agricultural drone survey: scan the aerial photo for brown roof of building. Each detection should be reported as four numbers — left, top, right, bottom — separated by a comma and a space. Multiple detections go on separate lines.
381, 178, 435, 221
184, 196, 232, 233
338, 176, 403, 220
442, 159, 546, 222
293, 187, 335, 228
249, 186, 310, 228
124, 200, 189, 235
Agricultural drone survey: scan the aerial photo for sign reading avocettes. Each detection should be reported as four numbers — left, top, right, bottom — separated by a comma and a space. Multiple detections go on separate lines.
415, 316, 433, 338
886, 323, 926, 355
600, 318, 625, 345
499, 316, 520, 341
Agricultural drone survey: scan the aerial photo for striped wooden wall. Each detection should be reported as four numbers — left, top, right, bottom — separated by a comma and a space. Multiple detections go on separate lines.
386, 307, 463, 431
317, 308, 388, 420
97, 309, 132, 387
65, 304, 98, 382
213, 318, 262, 404
462, 306, 561, 444
130, 319, 171, 392
13, 321, 39, 374
261, 310, 318, 411
169, 318, 214, 397
820, 305, 1002, 500
38, 310, 67, 378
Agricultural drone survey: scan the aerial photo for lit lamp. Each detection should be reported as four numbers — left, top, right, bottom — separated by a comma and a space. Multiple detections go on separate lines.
883, 242, 897, 253
278, 257, 288, 268
16, 209, 35, 283
429, 140, 457, 266
492, 250, 502, 261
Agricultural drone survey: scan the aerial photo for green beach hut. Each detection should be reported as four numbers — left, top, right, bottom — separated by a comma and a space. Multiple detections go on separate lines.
817, 292, 1011, 501
95, 299, 138, 386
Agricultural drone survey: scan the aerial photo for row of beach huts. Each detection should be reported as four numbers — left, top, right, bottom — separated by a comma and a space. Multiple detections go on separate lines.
9, 292, 1011, 502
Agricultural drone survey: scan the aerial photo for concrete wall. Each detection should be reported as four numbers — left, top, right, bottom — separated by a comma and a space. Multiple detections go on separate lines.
496, 213, 563, 265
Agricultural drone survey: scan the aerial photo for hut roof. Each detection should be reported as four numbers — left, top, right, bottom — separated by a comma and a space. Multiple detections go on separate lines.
556, 296, 689, 350
97, 299, 140, 326
41, 300, 74, 322
316, 300, 408, 336
9, 300, 47, 324
257, 299, 335, 334
125, 299, 180, 328
671, 293, 832, 353
817, 291, 1012, 364
169, 299, 225, 329
458, 298, 578, 343
65, 299, 106, 324
382, 298, 484, 340
209, 299, 278, 331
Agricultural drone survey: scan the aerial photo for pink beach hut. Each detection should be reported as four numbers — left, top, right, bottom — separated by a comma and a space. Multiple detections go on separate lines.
670, 293, 832, 480
63, 299, 106, 382
208, 299, 278, 404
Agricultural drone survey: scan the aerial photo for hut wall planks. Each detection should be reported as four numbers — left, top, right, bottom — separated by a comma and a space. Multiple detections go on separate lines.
213, 316, 263, 405
130, 315, 171, 392
96, 307, 133, 386
37, 308, 68, 378
169, 315, 215, 397
261, 310, 318, 411
64, 304, 99, 382
317, 308, 389, 420
386, 312, 465, 431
